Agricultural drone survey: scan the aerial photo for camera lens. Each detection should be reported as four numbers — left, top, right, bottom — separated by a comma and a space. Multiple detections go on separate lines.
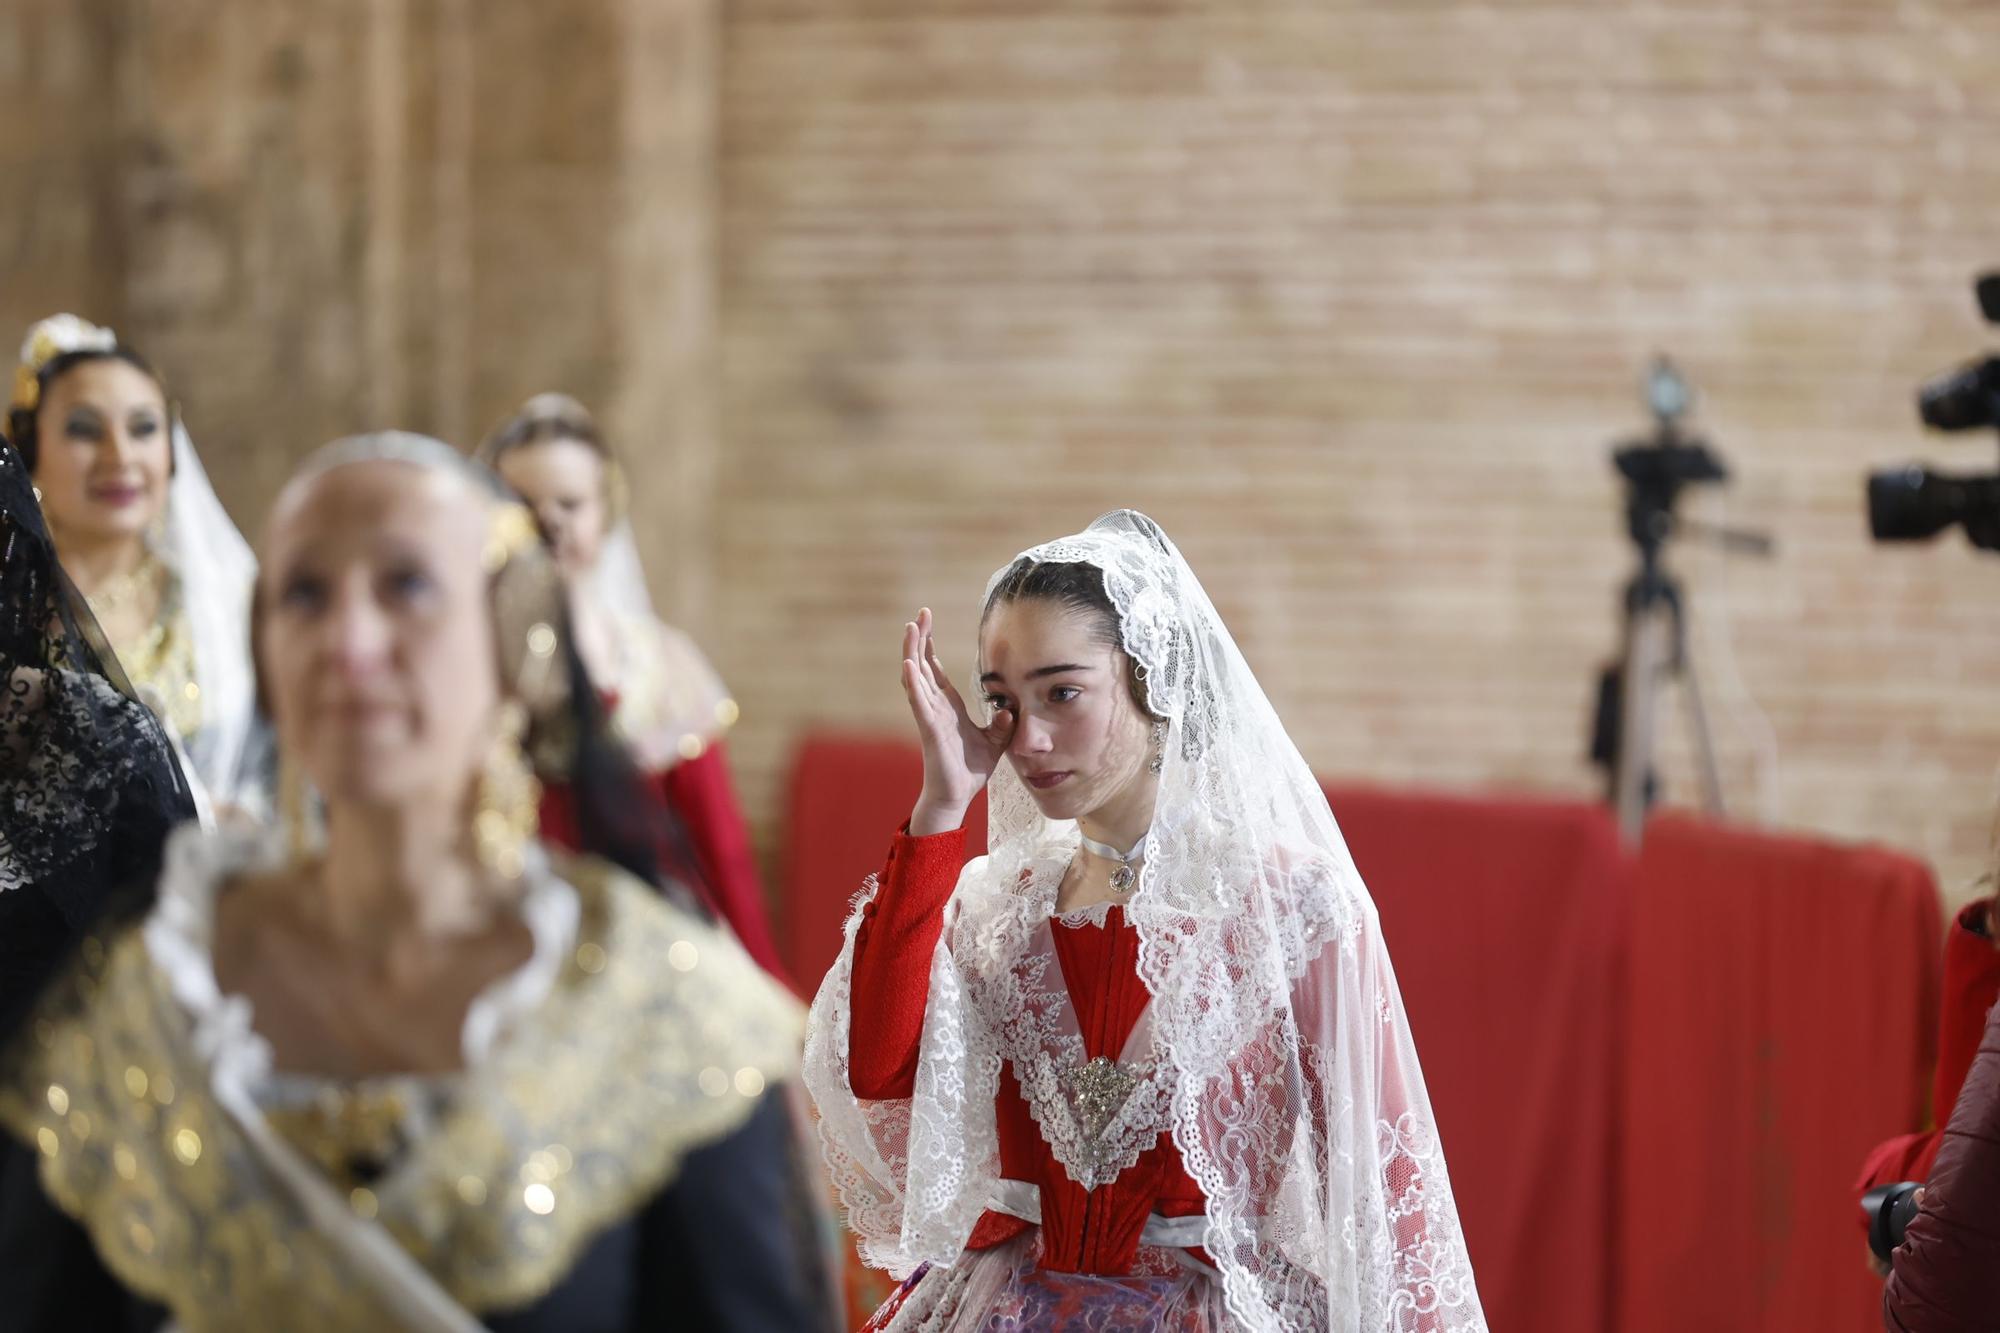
1869, 468, 1960, 541
1917, 362, 2000, 431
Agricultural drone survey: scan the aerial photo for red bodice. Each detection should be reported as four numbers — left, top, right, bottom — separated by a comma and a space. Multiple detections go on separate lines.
847, 826, 1208, 1275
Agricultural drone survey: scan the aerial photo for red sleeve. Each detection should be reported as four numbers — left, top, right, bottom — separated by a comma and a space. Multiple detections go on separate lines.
659, 744, 789, 984
1932, 901, 2000, 1123
1854, 902, 2000, 1221
847, 825, 967, 1100
1883, 992, 2000, 1329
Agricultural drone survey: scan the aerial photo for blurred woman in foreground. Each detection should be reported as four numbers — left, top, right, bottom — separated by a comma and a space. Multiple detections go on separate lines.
0, 433, 816, 1331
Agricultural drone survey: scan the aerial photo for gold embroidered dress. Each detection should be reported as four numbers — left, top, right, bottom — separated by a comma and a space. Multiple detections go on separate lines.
90, 554, 202, 745
0, 823, 804, 1331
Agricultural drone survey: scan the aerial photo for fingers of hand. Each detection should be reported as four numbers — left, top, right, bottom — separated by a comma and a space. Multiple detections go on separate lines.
905, 621, 943, 697
906, 655, 945, 710
917, 610, 945, 680
986, 706, 1016, 749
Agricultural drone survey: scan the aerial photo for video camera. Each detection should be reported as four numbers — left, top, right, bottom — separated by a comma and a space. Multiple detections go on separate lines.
1868, 275, 2000, 551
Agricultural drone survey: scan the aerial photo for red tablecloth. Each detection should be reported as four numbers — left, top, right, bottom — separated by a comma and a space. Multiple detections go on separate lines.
777, 736, 1944, 1333
1615, 812, 1941, 1333
1328, 785, 1627, 1333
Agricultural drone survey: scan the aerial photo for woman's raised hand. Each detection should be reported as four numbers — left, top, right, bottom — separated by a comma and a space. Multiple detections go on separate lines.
902, 608, 1012, 836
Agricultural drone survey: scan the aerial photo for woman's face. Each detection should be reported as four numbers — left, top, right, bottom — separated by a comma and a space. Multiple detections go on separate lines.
32, 357, 172, 547
978, 597, 1156, 825
494, 438, 610, 578
258, 461, 500, 812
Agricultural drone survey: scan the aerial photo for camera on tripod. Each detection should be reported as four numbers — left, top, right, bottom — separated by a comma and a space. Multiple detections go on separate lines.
1590, 360, 1773, 843
1869, 275, 2000, 551
1617, 361, 1730, 560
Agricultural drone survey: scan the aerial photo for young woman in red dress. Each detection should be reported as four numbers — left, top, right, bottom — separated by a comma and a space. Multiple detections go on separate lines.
806, 511, 1488, 1332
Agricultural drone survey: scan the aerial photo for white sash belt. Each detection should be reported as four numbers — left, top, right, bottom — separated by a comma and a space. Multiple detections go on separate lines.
985, 1178, 1210, 1249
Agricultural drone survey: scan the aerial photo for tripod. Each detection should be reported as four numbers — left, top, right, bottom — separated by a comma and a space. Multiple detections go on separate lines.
1589, 364, 1771, 844
1601, 549, 1723, 844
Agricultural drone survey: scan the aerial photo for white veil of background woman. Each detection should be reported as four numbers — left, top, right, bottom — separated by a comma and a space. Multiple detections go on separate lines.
160, 413, 257, 800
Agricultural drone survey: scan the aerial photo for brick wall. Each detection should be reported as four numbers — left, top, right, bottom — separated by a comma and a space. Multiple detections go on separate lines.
717, 0, 2000, 910
6, 0, 1998, 913
0, 0, 717, 589
0, 3, 125, 349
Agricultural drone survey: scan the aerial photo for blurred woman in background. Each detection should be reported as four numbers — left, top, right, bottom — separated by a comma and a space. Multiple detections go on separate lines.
479, 393, 785, 981
8, 314, 260, 816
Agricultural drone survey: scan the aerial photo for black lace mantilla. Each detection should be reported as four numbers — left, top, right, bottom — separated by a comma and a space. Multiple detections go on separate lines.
0, 441, 195, 1037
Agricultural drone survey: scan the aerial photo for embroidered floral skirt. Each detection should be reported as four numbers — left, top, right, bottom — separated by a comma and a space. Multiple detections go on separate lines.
863, 1232, 1225, 1332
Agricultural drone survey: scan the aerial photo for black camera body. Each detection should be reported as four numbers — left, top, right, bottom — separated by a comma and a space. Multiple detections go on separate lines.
1869, 275, 2000, 551
1864, 1181, 1924, 1264
1615, 361, 1729, 557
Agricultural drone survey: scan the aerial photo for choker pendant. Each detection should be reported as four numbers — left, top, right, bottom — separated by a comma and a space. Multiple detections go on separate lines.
1078, 829, 1148, 895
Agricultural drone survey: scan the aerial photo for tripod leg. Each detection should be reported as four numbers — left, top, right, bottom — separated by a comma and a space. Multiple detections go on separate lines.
1674, 611, 1726, 818
1615, 605, 1670, 845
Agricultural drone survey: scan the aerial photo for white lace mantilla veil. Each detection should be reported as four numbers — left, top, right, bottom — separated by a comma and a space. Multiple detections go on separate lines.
13, 315, 258, 807
805, 510, 1488, 1332
162, 416, 257, 803
591, 521, 657, 621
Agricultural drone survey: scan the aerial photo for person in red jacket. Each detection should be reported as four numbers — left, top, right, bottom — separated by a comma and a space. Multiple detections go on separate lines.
803, 511, 1488, 1332
1881, 968, 2000, 1328
1856, 887, 2000, 1275
478, 394, 786, 982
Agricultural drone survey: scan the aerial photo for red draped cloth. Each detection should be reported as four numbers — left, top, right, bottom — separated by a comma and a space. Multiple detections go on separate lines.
779, 735, 1945, 1333
781, 734, 983, 989
1327, 785, 1628, 1333
1616, 812, 1940, 1333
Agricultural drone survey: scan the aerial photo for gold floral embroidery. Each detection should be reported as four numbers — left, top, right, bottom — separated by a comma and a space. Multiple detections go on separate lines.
262, 1084, 415, 1192
0, 852, 803, 1330
91, 562, 202, 743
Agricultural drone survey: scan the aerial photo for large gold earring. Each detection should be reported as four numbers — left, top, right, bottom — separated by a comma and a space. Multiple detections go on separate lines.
483, 502, 542, 574
474, 702, 543, 881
